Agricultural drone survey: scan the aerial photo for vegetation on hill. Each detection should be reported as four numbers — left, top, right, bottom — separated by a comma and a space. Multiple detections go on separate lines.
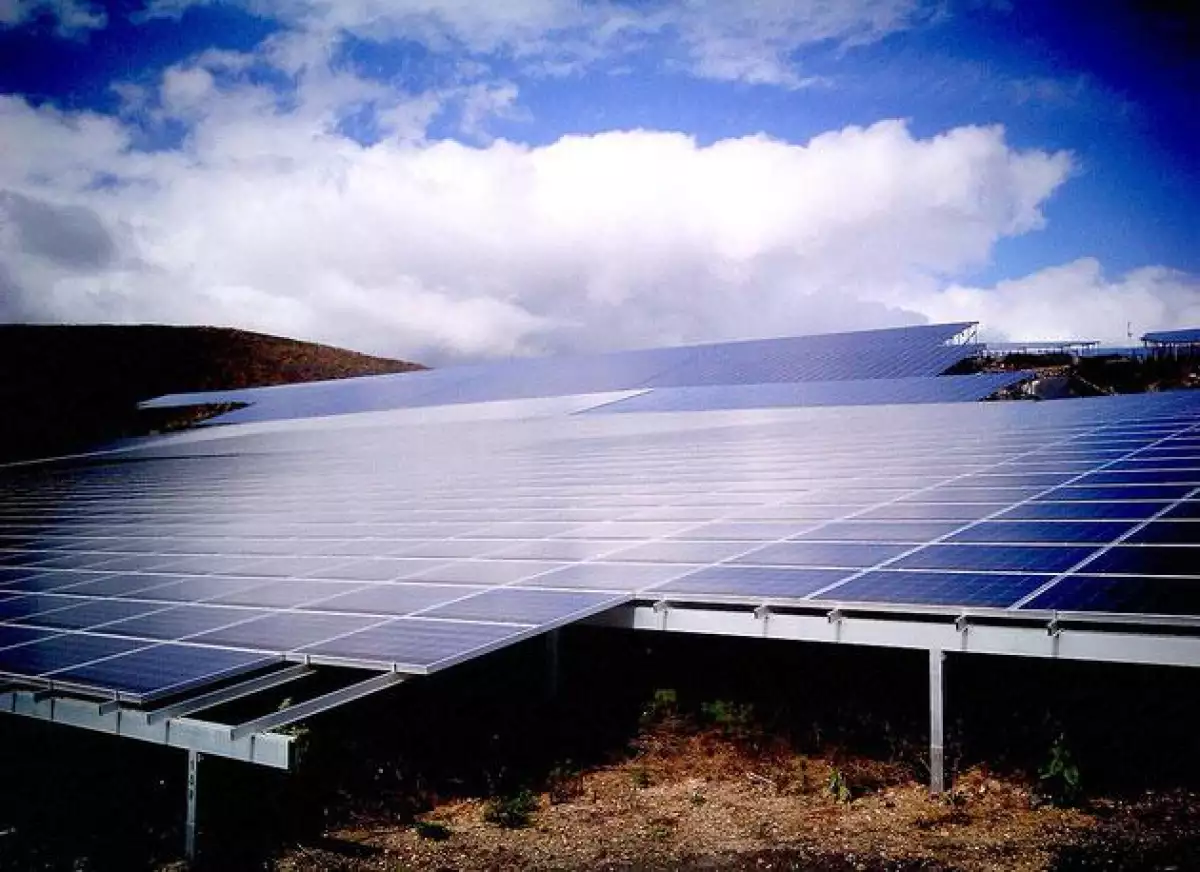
0, 325, 425, 462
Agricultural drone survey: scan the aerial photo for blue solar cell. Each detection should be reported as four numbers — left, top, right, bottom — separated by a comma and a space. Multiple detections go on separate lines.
1023, 574, 1200, 615
854, 504, 1009, 522
315, 558, 453, 581
128, 576, 275, 603
1044, 485, 1194, 501
300, 617, 527, 671
102, 604, 272, 641
1162, 501, 1200, 520
1120, 522, 1199, 545
601, 541, 753, 563
489, 540, 627, 560
209, 579, 364, 608
14, 597, 163, 630
997, 501, 1167, 521
946, 521, 1135, 545
733, 542, 908, 568
411, 560, 567, 585
188, 611, 378, 652
892, 544, 1095, 573
307, 583, 484, 615
524, 562, 694, 590
0, 594, 80, 621
0, 634, 147, 678
422, 589, 626, 624
50, 644, 278, 701
1079, 546, 1200, 577
651, 565, 851, 598
792, 522, 963, 542
817, 571, 1048, 608
0, 625, 58, 650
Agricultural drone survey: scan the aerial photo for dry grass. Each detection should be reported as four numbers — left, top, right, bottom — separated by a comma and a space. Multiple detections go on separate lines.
272, 717, 1134, 872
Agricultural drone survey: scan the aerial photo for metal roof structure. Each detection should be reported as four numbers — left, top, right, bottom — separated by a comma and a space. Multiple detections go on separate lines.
3, 323, 1199, 861
140, 322, 982, 424
1143, 328, 1200, 347
983, 340, 1099, 356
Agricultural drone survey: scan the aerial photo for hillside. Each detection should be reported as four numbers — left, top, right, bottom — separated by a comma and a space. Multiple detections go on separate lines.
0, 325, 425, 462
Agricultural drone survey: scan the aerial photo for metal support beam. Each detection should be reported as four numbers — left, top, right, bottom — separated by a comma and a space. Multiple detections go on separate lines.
929, 649, 945, 794
0, 689, 292, 768
185, 750, 199, 864
229, 670, 406, 741
146, 664, 313, 726
590, 603, 1200, 669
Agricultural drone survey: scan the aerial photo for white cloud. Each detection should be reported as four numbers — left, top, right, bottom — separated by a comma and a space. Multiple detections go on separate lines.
0, 0, 106, 36
669, 0, 923, 88
911, 259, 1200, 344
3, 62, 1117, 363
135, 0, 924, 87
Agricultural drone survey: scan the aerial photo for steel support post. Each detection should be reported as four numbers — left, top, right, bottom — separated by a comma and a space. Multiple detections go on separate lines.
929, 648, 946, 794
185, 750, 200, 864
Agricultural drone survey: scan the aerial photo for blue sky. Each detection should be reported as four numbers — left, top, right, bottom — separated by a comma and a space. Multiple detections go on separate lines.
0, 0, 1196, 360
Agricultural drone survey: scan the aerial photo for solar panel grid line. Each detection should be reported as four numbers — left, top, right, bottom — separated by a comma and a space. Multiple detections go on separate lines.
797, 416, 1180, 604
1009, 481, 1200, 610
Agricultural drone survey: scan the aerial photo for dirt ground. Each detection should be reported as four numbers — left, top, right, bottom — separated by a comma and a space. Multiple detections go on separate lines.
271, 718, 1200, 872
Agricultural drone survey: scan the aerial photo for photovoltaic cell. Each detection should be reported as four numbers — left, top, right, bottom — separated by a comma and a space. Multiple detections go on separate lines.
102, 604, 273, 641
0, 634, 147, 679
945, 521, 1136, 545
421, 588, 626, 624
1077, 546, 1200, 577
733, 542, 910, 568
188, 611, 378, 651
49, 644, 279, 702
651, 565, 851, 598
818, 571, 1049, 608
1023, 574, 1200, 615
892, 544, 1095, 573
300, 617, 529, 671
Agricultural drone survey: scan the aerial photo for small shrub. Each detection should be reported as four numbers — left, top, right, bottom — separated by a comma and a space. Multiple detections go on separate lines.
483, 789, 539, 829
827, 768, 851, 803
699, 699, 755, 736
413, 820, 452, 841
1038, 733, 1082, 806
630, 764, 652, 789
546, 761, 584, 804
640, 688, 678, 727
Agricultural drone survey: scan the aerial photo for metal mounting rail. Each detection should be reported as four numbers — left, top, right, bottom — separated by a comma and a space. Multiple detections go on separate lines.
145, 664, 314, 726
229, 670, 407, 741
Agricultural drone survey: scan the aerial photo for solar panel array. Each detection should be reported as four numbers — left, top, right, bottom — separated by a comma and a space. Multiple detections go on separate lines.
2, 388, 1198, 703
585, 373, 1030, 414
140, 322, 981, 424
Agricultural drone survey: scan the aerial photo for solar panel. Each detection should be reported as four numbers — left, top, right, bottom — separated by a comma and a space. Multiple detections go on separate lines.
2, 382, 1199, 701
139, 322, 981, 424
587, 373, 1027, 413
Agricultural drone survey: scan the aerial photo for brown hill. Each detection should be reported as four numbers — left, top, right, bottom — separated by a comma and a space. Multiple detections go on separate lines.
0, 324, 425, 462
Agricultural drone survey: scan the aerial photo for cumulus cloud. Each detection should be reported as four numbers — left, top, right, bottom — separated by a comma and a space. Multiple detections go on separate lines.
1, 54, 1101, 364
912, 259, 1200, 343
0, 0, 106, 36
